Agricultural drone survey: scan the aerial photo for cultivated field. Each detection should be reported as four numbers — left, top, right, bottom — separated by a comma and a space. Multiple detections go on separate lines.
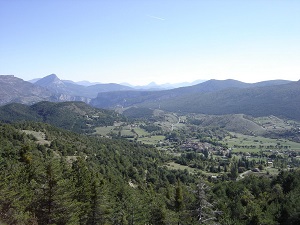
222, 132, 300, 152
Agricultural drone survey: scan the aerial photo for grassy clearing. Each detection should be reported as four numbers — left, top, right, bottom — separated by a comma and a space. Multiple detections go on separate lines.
22, 130, 51, 145
223, 132, 300, 152
94, 126, 116, 136
121, 129, 135, 137
165, 162, 197, 173
138, 135, 165, 145
133, 127, 150, 136
253, 116, 296, 132
165, 162, 222, 177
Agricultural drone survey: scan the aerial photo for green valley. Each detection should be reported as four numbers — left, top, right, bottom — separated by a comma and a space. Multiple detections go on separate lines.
0, 101, 300, 224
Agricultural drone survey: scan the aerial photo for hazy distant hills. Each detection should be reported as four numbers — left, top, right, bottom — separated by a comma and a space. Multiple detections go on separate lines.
122, 79, 206, 90
91, 78, 300, 120
0, 101, 122, 133
144, 80, 300, 120
1, 74, 299, 121
34, 74, 134, 98
0, 74, 134, 105
32, 75, 206, 90
91, 79, 291, 108
0, 75, 91, 105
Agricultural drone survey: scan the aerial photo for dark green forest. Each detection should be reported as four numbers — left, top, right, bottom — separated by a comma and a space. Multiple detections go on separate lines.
0, 121, 299, 225
0, 102, 124, 133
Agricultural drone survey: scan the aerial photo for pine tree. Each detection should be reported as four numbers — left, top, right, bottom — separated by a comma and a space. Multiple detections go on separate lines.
87, 177, 106, 225
33, 158, 79, 224
0, 163, 35, 224
175, 180, 184, 212
71, 157, 93, 224
149, 203, 167, 225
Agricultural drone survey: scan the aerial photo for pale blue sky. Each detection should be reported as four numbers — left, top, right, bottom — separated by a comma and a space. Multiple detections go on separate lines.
1, 0, 299, 85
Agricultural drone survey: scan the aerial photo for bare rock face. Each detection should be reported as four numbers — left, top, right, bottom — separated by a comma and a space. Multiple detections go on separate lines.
0, 75, 52, 105
35, 74, 68, 93
0, 74, 91, 106
51, 94, 91, 104
34, 74, 134, 98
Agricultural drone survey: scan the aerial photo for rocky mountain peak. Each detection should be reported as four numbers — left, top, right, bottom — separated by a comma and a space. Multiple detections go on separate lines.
35, 74, 66, 89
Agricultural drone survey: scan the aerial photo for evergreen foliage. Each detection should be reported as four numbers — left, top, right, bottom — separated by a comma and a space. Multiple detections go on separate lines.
0, 120, 299, 224
0, 101, 123, 133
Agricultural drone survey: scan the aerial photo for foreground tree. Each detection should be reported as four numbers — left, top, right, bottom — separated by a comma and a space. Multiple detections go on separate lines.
192, 179, 221, 224
33, 159, 79, 224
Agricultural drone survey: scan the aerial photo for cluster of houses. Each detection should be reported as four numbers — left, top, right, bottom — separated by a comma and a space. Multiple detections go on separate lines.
179, 139, 231, 157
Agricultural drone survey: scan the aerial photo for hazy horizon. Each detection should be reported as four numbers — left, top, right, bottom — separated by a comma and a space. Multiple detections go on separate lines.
0, 73, 297, 87
18, 73, 295, 87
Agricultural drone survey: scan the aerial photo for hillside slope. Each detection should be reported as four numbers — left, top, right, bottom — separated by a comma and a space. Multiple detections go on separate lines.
152, 80, 300, 120
0, 75, 52, 105
189, 114, 266, 135
0, 121, 169, 224
0, 101, 123, 133
91, 79, 291, 109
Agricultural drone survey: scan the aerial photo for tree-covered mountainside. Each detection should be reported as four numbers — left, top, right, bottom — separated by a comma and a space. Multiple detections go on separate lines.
147, 80, 300, 121
0, 121, 299, 224
1, 74, 294, 122
0, 121, 196, 224
90, 79, 300, 122
122, 107, 155, 119
0, 76, 300, 224
95, 80, 300, 121
90, 79, 291, 109
0, 101, 123, 133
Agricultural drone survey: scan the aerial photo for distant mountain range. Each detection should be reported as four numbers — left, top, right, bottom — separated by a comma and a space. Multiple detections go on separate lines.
91, 78, 300, 120
1, 74, 299, 121
30, 75, 206, 90
149, 80, 300, 119
0, 75, 91, 105
120, 79, 206, 90
0, 75, 52, 105
34, 74, 134, 98
90, 78, 292, 107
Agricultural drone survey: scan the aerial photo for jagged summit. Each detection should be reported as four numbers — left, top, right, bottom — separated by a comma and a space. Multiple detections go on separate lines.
34, 74, 68, 94
33, 74, 134, 98
35, 74, 64, 86
0, 75, 52, 105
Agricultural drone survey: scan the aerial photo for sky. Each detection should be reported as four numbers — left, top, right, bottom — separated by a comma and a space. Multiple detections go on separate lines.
1, 0, 300, 85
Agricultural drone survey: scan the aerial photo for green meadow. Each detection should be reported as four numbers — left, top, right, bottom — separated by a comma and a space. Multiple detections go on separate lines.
223, 132, 300, 152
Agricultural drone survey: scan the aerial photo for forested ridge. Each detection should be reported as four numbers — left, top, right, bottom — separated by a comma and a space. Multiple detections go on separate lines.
91, 80, 300, 121
0, 101, 123, 133
0, 121, 300, 224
